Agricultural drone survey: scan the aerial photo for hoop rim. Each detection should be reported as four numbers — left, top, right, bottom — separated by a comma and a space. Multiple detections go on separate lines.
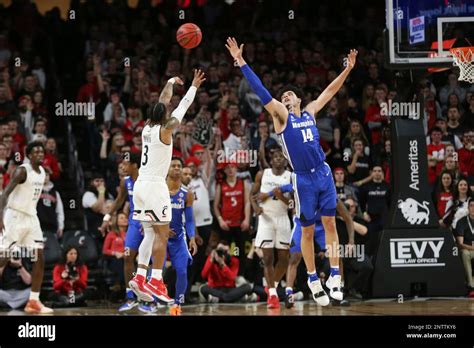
450, 46, 474, 61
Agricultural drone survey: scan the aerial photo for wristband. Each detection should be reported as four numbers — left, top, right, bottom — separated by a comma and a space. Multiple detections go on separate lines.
168, 78, 176, 84
103, 214, 111, 222
268, 191, 274, 198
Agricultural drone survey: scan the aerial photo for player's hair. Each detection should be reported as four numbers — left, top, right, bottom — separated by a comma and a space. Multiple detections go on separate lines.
171, 156, 184, 166
279, 84, 304, 100
148, 102, 167, 124
26, 141, 44, 156
122, 152, 141, 168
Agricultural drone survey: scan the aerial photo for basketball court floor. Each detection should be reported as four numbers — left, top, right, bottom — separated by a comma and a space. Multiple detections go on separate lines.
0, 298, 472, 316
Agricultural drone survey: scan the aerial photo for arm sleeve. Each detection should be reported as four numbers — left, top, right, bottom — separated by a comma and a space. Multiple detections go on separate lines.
56, 192, 65, 231
75, 265, 88, 290
240, 64, 272, 105
171, 86, 197, 123
184, 206, 196, 238
279, 183, 294, 194
220, 257, 239, 281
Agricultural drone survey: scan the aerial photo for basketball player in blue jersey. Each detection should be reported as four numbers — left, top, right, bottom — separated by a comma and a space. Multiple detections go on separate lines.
99, 153, 147, 311
161, 157, 198, 315
226, 37, 357, 305
261, 184, 355, 308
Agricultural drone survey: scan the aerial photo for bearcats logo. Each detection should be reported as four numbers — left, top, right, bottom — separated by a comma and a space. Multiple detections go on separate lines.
162, 206, 168, 217
397, 198, 430, 225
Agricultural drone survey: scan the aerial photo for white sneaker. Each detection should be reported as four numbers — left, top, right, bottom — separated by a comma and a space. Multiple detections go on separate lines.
208, 294, 219, 303
307, 278, 330, 306
326, 275, 343, 301
294, 291, 304, 301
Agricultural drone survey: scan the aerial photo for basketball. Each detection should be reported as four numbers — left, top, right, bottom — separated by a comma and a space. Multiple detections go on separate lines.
176, 23, 202, 49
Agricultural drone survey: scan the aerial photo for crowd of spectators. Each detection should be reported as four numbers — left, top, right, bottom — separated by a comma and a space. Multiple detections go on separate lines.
0, 0, 473, 306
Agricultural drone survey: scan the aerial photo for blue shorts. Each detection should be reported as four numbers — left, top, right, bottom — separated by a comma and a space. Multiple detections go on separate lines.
290, 216, 326, 254
292, 162, 337, 227
166, 236, 193, 272
125, 219, 144, 251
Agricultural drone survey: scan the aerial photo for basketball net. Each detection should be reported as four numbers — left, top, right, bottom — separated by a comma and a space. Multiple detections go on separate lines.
451, 46, 474, 83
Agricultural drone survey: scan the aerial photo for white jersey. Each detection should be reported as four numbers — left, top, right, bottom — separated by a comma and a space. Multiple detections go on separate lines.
260, 168, 291, 216
138, 124, 172, 179
7, 163, 45, 216
188, 176, 213, 227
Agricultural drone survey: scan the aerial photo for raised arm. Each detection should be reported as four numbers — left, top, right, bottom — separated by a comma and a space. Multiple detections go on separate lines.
159, 76, 184, 106
225, 37, 288, 129
306, 49, 357, 116
161, 69, 206, 144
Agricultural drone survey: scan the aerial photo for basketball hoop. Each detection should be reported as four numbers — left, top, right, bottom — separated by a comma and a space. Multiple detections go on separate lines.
450, 47, 474, 83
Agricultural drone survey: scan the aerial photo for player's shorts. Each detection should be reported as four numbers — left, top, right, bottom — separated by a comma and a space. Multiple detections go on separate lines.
133, 177, 171, 224
255, 213, 291, 249
124, 219, 143, 251
1, 209, 43, 250
290, 216, 326, 254
166, 235, 193, 271
292, 162, 337, 227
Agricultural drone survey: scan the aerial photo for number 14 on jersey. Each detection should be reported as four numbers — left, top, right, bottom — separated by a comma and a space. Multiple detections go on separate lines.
301, 128, 314, 143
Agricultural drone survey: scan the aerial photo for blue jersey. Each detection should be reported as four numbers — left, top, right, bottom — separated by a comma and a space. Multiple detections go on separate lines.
170, 186, 188, 240
124, 176, 135, 221
279, 111, 326, 173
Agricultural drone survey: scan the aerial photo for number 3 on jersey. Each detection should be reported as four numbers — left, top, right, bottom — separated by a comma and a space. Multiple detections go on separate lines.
142, 145, 149, 166
301, 128, 314, 143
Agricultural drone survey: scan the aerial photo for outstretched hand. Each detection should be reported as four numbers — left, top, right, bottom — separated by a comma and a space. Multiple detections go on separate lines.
191, 69, 206, 88
345, 49, 358, 70
225, 37, 244, 63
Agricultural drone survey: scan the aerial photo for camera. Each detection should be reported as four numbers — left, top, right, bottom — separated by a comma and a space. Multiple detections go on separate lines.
216, 249, 226, 257
67, 263, 78, 278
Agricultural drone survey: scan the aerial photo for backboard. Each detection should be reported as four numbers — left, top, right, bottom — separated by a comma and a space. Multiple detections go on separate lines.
385, 0, 474, 69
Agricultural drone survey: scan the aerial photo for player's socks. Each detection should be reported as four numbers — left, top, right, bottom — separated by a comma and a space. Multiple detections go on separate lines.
268, 288, 277, 296
137, 268, 147, 278
307, 271, 319, 282
274, 282, 279, 288
29, 291, 40, 301
330, 266, 340, 277
285, 287, 294, 309
151, 269, 163, 281
126, 288, 135, 300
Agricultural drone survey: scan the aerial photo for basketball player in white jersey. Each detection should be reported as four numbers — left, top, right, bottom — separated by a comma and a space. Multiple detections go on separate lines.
129, 69, 206, 304
251, 148, 292, 309
0, 142, 52, 314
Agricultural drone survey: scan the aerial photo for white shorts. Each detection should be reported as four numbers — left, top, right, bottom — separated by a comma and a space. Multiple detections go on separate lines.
1, 209, 43, 250
255, 214, 291, 249
132, 179, 171, 224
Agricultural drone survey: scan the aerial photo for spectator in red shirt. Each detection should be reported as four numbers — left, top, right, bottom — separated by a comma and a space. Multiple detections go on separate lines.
364, 86, 387, 145
52, 247, 88, 307
122, 104, 144, 143
8, 119, 26, 151
433, 170, 454, 222
103, 212, 127, 291
77, 70, 100, 103
199, 242, 252, 303
43, 138, 61, 181
427, 127, 446, 186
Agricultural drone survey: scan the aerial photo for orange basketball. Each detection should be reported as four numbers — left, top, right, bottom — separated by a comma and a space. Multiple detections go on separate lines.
176, 23, 202, 49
